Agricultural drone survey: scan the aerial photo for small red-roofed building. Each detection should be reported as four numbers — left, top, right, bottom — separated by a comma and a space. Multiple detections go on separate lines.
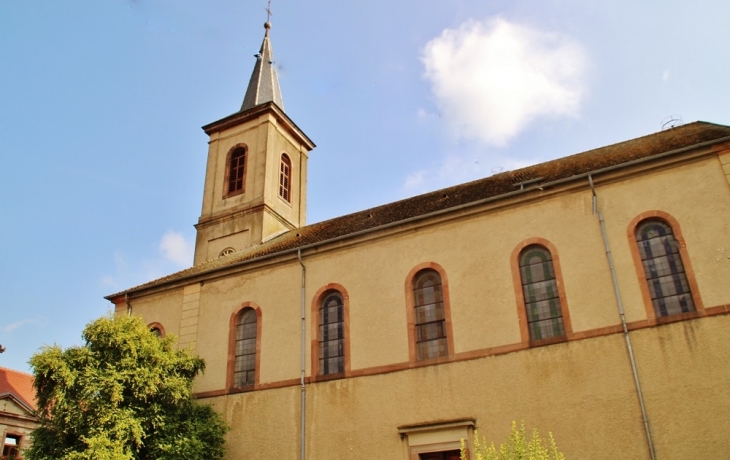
0, 367, 38, 458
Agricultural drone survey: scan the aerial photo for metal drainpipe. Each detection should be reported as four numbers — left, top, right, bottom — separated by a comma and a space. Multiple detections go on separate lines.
588, 174, 657, 460
125, 293, 131, 316
297, 248, 307, 460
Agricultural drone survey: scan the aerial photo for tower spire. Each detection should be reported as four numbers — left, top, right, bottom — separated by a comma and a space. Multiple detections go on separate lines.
241, 21, 285, 112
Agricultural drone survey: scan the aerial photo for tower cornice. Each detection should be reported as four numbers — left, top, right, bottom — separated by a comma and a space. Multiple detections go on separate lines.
201, 101, 315, 151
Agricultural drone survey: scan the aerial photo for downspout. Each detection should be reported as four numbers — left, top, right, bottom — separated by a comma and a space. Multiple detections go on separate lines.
298, 145, 304, 227
588, 174, 657, 460
297, 248, 307, 460
125, 293, 131, 316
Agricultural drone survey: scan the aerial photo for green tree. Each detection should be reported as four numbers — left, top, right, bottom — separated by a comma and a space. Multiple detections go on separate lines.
461, 421, 565, 460
26, 314, 227, 460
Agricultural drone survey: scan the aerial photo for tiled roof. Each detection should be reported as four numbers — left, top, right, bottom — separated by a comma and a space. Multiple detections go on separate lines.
0, 366, 36, 411
108, 121, 730, 298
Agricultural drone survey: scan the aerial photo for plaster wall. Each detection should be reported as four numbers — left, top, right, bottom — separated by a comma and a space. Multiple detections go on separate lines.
595, 157, 730, 311
208, 314, 730, 460
125, 288, 184, 339
184, 155, 730, 393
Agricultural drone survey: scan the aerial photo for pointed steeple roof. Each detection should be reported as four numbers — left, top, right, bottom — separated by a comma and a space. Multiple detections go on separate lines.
241, 22, 285, 112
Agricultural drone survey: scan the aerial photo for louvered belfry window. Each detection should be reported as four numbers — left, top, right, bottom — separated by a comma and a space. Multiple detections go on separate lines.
234, 308, 257, 387
413, 269, 448, 360
635, 219, 695, 317
319, 291, 345, 375
519, 245, 566, 340
228, 148, 246, 193
279, 154, 292, 202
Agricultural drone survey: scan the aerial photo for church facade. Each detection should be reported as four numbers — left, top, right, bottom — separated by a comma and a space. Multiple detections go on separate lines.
108, 23, 730, 460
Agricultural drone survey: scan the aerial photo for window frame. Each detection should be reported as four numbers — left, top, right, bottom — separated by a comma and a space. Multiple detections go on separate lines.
627, 211, 703, 321
3, 433, 22, 458
278, 153, 293, 203
310, 283, 350, 380
223, 144, 248, 198
227, 302, 263, 391
510, 238, 572, 345
404, 262, 455, 363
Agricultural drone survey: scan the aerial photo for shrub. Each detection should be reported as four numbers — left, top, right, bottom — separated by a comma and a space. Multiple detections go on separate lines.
461, 420, 565, 460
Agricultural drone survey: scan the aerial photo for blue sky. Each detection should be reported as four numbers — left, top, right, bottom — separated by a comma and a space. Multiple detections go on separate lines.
1, 0, 729, 372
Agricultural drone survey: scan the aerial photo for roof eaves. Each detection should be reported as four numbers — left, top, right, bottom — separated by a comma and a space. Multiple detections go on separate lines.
201, 102, 315, 150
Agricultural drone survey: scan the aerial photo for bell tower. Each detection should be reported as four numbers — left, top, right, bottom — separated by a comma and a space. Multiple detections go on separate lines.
193, 22, 315, 265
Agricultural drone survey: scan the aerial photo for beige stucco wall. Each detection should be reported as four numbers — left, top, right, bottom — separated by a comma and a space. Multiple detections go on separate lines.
122, 152, 730, 459
124, 287, 184, 339
203, 314, 730, 459
188, 154, 730, 390
598, 158, 730, 311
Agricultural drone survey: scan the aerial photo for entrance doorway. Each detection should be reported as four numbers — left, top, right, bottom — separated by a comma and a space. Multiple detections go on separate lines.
419, 450, 461, 460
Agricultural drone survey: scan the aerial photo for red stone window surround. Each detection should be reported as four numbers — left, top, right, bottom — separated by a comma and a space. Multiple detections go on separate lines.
310, 283, 351, 381
278, 153, 292, 203
223, 144, 248, 198
627, 210, 704, 321
510, 237, 573, 346
404, 262, 455, 363
147, 322, 165, 338
226, 302, 263, 391
3, 433, 22, 459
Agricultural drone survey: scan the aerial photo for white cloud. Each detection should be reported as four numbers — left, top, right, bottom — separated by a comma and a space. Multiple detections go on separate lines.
100, 231, 194, 291
422, 17, 588, 146
4, 316, 49, 333
662, 70, 670, 81
159, 230, 193, 267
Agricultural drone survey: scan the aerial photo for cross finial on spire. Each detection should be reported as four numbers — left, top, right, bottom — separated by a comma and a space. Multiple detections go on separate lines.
266, 0, 273, 23
241, 10, 285, 112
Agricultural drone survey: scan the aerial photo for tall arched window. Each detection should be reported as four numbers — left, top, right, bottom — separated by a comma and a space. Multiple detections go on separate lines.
519, 245, 565, 340
227, 147, 246, 195
635, 219, 695, 317
318, 291, 344, 375
279, 153, 292, 202
413, 269, 448, 360
234, 307, 257, 387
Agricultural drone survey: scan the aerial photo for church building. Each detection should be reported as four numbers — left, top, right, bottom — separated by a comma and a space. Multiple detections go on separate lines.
108, 22, 730, 460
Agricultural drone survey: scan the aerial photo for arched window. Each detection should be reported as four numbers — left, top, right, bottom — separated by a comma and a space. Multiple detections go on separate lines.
635, 219, 695, 317
519, 245, 565, 340
413, 269, 448, 360
234, 308, 257, 387
227, 147, 246, 195
318, 291, 345, 375
147, 322, 165, 338
278, 153, 292, 202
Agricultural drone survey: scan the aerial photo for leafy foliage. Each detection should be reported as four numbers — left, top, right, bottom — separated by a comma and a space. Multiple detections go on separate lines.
461, 421, 565, 460
26, 315, 227, 460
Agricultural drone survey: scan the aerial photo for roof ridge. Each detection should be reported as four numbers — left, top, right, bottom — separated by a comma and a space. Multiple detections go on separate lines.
0, 366, 34, 377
